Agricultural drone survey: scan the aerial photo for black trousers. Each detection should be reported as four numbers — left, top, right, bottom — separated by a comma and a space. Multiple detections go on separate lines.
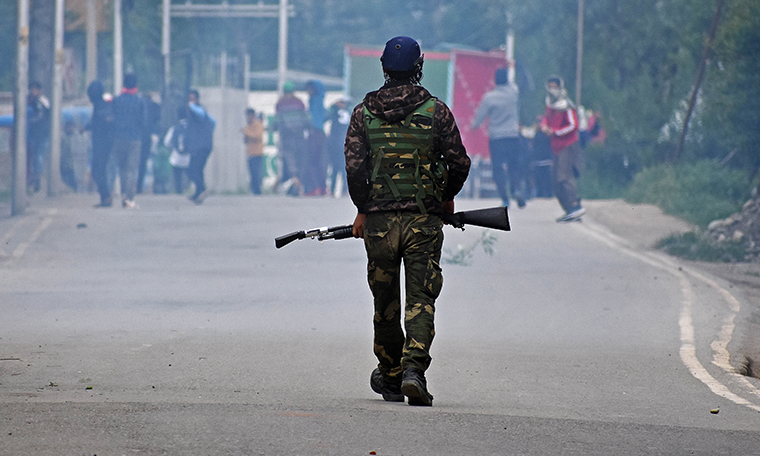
188, 148, 211, 198
91, 134, 113, 202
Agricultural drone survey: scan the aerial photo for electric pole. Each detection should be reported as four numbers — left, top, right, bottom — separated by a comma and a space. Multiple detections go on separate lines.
48, 0, 65, 197
13, 0, 30, 216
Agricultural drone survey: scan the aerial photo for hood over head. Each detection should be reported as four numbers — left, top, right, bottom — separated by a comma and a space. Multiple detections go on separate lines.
87, 80, 104, 104
362, 83, 432, 124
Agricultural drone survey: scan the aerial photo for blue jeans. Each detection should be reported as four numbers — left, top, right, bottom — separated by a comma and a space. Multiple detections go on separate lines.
489, 137, 524, 203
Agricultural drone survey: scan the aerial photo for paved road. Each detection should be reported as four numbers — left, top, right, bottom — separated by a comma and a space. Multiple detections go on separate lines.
1, 194, 759, 455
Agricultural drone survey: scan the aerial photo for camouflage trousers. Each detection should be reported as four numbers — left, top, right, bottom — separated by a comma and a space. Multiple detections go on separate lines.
364, 211, 444, 381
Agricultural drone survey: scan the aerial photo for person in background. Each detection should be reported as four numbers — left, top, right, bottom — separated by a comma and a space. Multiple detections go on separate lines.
304, 79, 328, 196
242, 108, 265, 195
27, 81, 50, 193
529, 115, 554, 198
137, 93, 162, 194
540, 75, 584, 222
84, 80, 115, 207
60, 118, 89, 192
326, 98, 351, 196
185, 89, 216, 204
471, 61, 526, 209
111, 73, 146, 209
273, 81, 310, 196
164, 106, 190, 195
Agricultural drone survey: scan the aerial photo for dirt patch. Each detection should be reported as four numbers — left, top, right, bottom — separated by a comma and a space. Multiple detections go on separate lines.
585, 199, 760, 378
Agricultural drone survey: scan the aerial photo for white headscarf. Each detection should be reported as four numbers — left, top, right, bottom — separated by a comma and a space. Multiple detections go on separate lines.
545, 75, 575, 110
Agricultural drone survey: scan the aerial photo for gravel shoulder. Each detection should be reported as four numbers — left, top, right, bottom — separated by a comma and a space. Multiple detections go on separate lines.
585, 199, 760, 377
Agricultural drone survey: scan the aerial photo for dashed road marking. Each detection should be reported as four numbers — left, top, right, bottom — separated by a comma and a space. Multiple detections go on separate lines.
1, 209, 57, 261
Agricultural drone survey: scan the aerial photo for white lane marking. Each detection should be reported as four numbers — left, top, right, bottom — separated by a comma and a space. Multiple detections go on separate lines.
12, 209, 57, 259
574, 221, 760, 412
0, 217, 27, 257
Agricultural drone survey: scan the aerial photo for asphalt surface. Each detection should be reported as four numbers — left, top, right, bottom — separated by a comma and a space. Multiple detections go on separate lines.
1, 193, 760, 455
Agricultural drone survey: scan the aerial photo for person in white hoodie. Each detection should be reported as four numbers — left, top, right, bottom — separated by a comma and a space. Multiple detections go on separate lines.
471, 61, 526, 208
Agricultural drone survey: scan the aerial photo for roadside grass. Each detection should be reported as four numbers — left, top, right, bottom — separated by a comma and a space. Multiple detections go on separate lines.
586, 160, 755, 263
655, 232, 748, 262
624, 161, 751, 228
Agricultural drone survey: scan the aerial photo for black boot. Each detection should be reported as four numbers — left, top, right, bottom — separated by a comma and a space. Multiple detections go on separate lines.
370, 368, 404, 402
401, 367, 433, 406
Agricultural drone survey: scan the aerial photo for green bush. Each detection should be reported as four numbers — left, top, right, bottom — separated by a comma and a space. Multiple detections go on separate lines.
578, 141, 637, 200
656, 232, 748, 262
624, 161, 751, 227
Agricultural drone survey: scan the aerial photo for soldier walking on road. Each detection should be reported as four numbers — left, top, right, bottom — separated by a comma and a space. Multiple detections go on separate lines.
345, 36, 471, 406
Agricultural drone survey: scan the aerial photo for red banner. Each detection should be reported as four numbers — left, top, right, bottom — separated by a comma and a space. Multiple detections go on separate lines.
451, 50, 507, 158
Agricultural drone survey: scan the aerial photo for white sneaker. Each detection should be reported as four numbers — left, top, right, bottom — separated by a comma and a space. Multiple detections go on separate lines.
557, 206, 585, 222
122, 199, 139, 209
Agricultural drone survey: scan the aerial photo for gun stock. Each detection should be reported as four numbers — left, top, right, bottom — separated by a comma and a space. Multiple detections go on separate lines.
441, 206, 510, 231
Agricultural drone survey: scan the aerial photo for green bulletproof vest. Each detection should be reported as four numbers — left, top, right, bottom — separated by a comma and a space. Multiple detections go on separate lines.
364, 97, 446, 214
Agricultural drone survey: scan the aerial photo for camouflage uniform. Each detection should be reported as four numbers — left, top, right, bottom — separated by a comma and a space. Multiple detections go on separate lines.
345, 82, 470, 381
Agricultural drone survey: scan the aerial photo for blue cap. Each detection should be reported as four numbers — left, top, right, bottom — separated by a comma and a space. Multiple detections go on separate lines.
381, 36, 421, 72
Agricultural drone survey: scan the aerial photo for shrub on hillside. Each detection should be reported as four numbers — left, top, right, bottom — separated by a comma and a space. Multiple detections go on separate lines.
624, 161, 751, 227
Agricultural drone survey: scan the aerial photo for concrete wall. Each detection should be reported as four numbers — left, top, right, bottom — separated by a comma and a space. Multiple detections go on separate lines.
198, 87, 250, 194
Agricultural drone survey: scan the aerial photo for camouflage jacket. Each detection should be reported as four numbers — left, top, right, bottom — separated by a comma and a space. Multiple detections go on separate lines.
345, 83, 471, 214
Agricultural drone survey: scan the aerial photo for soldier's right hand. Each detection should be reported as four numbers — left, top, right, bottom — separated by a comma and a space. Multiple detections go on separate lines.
353, 213, 367, 238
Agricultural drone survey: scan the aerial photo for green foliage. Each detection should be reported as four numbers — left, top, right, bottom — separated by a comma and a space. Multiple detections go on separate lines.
624, 161, 751, 227
442, 231, 497, 266
579, 140, 637, 199
656, 231, 747, 263
1, 0, 757, 199
696, 0, 760, 176
0, 2, 17, 91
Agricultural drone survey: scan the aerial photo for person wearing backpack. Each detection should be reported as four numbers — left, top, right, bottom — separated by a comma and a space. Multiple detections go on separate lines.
185, 89, 216, 204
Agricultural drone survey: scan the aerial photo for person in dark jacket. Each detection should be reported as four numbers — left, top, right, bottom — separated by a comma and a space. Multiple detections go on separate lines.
27, 81, 50, 193
326, 98, 351, 196
137, 93, 161, 194
84, 80, 115, 207
345, 36, 471, 407
185, 89, 216, 204
273, 81, 310, 196
304, 79, 327, 196
111, 73, 147, 209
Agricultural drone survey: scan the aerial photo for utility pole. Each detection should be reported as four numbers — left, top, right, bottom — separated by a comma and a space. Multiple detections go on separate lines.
575, 0, 584, 106
277, 0, 288, 94
114, 0, 123, 93
85, 0, 97, 84
505, 10, 515, 83
48, 0, 65, 197
162, 0, 171, 92
13, 0, 30, 215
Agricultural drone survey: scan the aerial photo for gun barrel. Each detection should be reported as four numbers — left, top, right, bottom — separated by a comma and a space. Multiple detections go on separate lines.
320, 225, 354, 241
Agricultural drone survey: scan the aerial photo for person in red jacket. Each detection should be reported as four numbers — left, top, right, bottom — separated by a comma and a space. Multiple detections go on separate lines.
540, 75, 585, 222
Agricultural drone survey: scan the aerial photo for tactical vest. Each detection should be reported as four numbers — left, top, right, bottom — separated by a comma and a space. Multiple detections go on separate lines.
364, 98, 446, 214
